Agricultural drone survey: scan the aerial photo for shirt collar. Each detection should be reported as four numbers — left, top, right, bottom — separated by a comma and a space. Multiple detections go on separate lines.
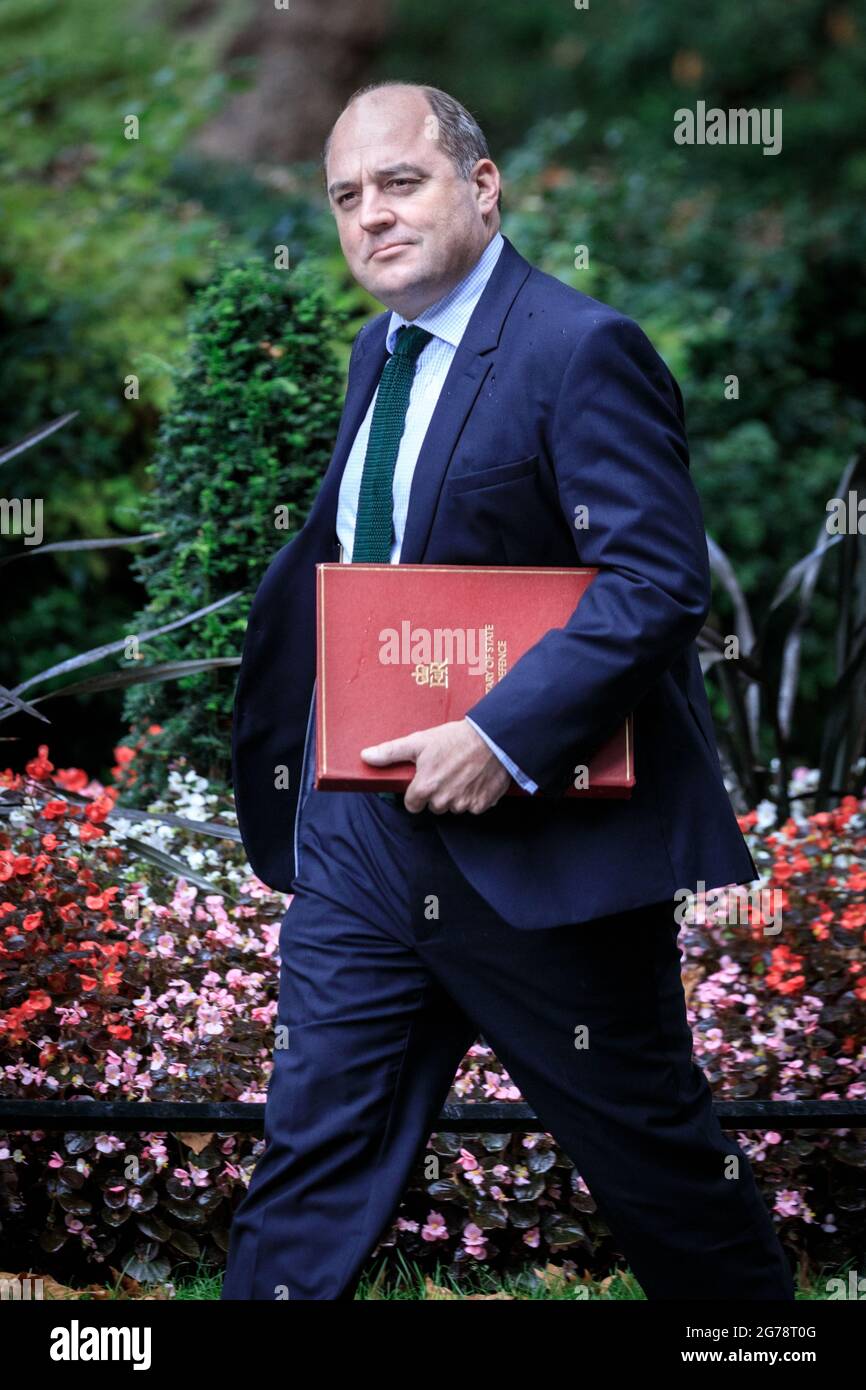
384, 231, 504, 354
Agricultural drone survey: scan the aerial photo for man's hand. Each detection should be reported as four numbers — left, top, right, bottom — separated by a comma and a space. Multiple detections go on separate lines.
360, 718, 512, 814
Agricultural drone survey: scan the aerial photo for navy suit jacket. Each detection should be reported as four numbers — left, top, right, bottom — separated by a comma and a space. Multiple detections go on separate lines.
231, 234, 758, 928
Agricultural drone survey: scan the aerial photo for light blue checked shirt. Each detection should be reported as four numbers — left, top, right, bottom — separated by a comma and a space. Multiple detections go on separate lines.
336, 229, 538, 794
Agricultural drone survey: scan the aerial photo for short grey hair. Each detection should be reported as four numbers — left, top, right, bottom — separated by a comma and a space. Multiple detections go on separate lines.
323, 80, 502, 213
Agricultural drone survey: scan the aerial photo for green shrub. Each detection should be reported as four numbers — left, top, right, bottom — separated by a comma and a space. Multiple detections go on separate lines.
0, 0, 230, 763
122, 252, 347, 797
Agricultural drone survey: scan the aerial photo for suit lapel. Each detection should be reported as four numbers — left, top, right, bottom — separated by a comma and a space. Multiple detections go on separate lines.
400, 236, 531, 562
305, 234, 533, 563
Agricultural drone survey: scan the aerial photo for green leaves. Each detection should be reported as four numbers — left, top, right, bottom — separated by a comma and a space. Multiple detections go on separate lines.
121, 253, 344, 797
699, 449, 866, 811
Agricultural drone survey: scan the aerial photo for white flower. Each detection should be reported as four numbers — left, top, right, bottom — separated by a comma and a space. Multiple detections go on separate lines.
754, 799, 777, 832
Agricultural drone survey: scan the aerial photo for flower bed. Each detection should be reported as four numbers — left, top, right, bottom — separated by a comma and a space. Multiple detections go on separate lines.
1, 745, 864, 1288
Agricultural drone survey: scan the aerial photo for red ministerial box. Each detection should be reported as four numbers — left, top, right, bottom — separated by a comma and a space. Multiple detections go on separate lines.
315, 564, 634, 798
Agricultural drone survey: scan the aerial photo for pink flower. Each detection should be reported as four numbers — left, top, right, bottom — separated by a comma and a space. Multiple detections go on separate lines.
462, 1222, 487, 1258
774, 1189, 815, 1221
421, 1211, 449, 1242
95, 1133, 125, 1154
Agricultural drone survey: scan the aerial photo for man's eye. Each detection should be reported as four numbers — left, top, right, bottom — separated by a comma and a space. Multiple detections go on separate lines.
338, 179, 416, 205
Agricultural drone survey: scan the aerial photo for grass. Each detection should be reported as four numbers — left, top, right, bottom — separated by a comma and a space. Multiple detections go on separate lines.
30, 1252, 843, 1300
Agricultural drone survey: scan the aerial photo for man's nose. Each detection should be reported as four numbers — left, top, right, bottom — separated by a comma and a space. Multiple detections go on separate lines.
357, 187, 396, 231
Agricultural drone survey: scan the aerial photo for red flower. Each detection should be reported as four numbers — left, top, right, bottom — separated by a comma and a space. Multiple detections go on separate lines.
84, 887, 120, 912
776, 974, 806, 995
41, 800, 69, 820
25, 744, 54, 779
112, 746, 136, 766
22, 911, 43, 931
766, 943, 807, 994
107, 1024, 133, 1040
771, 860, 796, 883
99, 941, 128, 962
41, 833, 59, 851
1, 852, 44, 879
78, 823, 104, 844
55, 767, 89, 792
85, 795, 113, 825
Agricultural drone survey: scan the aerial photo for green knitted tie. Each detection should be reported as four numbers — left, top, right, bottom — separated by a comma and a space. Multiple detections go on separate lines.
351, 324, 434, 562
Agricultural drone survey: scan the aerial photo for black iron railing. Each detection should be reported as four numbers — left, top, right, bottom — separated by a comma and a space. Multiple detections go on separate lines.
2, 1098, 865, 1133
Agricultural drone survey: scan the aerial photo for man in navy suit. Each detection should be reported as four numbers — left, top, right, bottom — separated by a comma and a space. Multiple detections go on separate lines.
221, 81, 794, 1301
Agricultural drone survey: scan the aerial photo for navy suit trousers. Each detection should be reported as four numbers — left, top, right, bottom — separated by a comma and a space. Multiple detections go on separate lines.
221, 789, 794, 1301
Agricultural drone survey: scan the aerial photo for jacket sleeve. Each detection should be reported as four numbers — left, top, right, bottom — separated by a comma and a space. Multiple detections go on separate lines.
464, 716, 539, 793
464, 313, 711, 793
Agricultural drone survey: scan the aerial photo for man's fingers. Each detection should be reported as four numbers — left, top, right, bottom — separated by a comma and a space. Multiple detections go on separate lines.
403, 768, 437, 814
360, 733, 421, 765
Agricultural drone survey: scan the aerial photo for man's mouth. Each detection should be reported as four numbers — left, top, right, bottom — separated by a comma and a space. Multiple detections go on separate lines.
370, 242, 411, 260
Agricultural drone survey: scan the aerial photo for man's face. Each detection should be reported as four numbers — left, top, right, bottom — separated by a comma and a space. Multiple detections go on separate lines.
326, 87, 500, 320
